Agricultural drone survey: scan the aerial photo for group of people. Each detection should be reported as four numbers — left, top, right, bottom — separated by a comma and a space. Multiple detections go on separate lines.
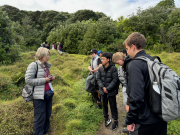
88, 32, 167, 134
25, 32, 167, 135
41, 42, 63, 51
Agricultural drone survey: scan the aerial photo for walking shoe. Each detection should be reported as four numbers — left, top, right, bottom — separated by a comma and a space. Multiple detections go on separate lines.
122, 128, 129, 134
96, 104, 102, 109
111, 121, 118, 130
123, 121, 127, 127
105, 118, 111, 127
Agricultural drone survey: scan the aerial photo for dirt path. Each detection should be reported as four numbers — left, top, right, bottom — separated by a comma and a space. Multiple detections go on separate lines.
97, 91, 127, 135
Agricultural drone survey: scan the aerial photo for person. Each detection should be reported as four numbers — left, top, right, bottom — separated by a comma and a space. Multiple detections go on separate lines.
88, 49, 102, 109
96, 52, 119, 130
112, 52, 132, 130
42, 42, 46, 48
98, 50, 102, 56
25, 47, 55, 135
124, 32, 167, 135
120, 49, 127, 57
57, 42, 60, 51
112, 52, 127, 107
51, 43, 56, 50
59, 42, 63, 52
46, 43, 50, 50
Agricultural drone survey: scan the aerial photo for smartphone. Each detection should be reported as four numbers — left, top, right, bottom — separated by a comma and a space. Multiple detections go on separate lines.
48, 75, 54, 78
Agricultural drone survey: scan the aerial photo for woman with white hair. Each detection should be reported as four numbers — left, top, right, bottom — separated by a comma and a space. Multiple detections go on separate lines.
25, 47, 55, 135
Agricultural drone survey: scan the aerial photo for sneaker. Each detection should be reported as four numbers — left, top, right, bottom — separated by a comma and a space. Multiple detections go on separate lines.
123, 121, 127, 127
96, 104, 102, 109
111, 121, 118, 130
105, 118, 111, 127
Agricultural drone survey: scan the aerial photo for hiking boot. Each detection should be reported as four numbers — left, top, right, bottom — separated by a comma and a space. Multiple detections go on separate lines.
105, 118, 111, 127
123, 121, 127, 127
122, 128, 129, 134
111, 121, 118, 130
96, 104, 102, 109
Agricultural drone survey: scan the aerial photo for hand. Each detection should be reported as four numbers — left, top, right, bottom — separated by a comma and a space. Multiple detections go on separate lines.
127, 123, 135, 132
103, 87, 108, 93
50, 75, 55, 81
126, 105, 129, 112
90, 70, 95, 74
45, 77, 51, 82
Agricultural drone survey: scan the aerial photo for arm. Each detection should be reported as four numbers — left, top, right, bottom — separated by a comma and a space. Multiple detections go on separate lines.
118, 66, 123, 85
106, 67, 118, 91
96, 68, 104, 88
88, 65, 93, 72
125, 62, 145, 125
93, 58, 102, 72
25, 62, 46, 86
93, 64, 102, 72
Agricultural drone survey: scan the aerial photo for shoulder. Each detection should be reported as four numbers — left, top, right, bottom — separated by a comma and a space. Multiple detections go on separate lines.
99, 66, 103, 71
111, 66, 117, 72
26, 62, 37, 72
28, 62, 37, 68
128, 58, 148, 74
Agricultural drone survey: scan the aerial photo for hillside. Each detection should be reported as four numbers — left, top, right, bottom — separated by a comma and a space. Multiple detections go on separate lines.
0, 50, 103, 135
0, 50, 180, 135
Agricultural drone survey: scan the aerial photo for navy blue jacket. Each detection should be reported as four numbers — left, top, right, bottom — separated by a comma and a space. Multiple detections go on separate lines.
125, 50, 162, 125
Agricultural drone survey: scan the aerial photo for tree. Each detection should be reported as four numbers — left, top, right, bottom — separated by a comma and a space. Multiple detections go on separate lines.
21, 15, 42, 47
70, 9, 99, 23
78, 17, 118, 54
156, 0, 175, 8
0, 8, 13, 49
167, 23, 180, 52
47, 21, 89, 54
1, 5, 28, 23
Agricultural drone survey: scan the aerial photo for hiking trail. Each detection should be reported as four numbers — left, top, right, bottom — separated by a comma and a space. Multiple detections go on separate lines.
97, 91, 127, 135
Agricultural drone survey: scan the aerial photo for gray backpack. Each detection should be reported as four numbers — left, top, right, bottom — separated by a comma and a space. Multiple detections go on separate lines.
135, 56, 180, 122
85, 73, 96, 93
22, 62, 38, 102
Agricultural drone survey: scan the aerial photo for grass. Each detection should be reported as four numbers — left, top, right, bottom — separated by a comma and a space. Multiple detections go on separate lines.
0, 50, 180, 134
0, 50, 103, 135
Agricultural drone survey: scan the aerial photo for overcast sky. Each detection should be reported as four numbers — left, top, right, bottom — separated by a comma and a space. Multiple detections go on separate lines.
0, 0, 180, 20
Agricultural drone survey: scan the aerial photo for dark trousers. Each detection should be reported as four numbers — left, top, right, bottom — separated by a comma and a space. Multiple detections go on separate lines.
129, 121, 167, 135
33, 93, 54, 135
102, 93, 118, 120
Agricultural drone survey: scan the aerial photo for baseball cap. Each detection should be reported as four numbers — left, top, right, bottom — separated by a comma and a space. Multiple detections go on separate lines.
90, 49, 98, 54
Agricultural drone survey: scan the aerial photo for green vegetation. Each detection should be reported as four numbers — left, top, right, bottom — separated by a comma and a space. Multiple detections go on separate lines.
0, 50, 104, 135
0, 0, 180, 134
0, 50, 180, 134
0, 0, 180, 64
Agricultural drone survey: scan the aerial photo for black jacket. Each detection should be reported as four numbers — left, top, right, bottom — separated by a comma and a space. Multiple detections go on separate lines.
125, 50, 162, 125
96, 63, 119, 96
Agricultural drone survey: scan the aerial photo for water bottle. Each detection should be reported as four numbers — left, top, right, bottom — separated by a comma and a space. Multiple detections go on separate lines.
153, 82, 160, 94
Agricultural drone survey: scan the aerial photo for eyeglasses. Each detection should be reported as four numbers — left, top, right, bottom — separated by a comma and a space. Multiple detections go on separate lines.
101, 58, 108, 61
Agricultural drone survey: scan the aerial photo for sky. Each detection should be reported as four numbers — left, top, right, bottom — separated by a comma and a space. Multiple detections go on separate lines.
0, 0, 180, 20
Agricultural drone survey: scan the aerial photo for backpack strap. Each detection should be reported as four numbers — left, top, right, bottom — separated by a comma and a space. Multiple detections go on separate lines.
135, 56, 161, 63
110, 66, 114, 75
32, 62, 38, 93
151, 56, 161, 62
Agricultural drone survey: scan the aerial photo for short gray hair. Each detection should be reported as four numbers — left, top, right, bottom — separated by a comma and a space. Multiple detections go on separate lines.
35, 47, 50, 60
